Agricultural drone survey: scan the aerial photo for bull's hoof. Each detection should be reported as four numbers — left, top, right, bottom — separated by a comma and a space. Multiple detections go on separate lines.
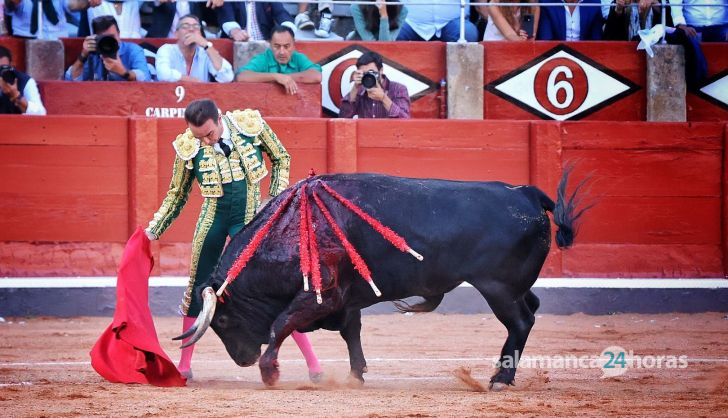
260, 362, 280, 387
489, 382, 509, 392
346, 373, 365, 388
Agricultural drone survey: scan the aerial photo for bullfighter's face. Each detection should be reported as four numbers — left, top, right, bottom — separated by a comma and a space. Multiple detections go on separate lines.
210, 307, 265, 367
189, 115, 223, 146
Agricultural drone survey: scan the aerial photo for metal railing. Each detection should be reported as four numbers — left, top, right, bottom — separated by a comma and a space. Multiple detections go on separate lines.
30, 0, 728, 43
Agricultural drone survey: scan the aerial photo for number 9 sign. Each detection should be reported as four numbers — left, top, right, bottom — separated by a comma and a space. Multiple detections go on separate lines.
175, 85, 186, 103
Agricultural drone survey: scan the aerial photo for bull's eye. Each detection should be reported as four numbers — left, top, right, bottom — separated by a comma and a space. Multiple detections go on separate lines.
216, 315, 229, 329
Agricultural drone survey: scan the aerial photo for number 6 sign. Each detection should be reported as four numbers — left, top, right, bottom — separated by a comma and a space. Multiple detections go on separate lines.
486, 45, 639, 121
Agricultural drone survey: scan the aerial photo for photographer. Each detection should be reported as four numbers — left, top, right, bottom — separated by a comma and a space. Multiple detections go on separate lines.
0, 46, 46, 115
339, 51, 410, 119
65, 15, 150, 81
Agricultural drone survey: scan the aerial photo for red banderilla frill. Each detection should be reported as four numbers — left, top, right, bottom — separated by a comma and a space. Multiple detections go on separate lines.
216, 189, 297, 298
298, 183, 311, 292
305, 186, 322, 303
319, 181, 423, 261
221, 178, 424, 304
312, 190, 380, 302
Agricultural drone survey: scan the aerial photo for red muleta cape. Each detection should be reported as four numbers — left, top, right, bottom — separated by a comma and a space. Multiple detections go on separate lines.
90, 227, 186, 387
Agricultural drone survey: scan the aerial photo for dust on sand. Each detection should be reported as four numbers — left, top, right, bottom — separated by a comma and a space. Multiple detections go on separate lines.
1, 313, 727, 417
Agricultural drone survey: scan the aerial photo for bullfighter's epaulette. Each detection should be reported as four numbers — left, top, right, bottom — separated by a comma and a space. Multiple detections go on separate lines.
172, 129, 200, 169
228, 109, 264, 137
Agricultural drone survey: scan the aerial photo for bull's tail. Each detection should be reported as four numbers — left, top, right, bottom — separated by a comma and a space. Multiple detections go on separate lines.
393, 294, 445, 313
538, 165, 592, 249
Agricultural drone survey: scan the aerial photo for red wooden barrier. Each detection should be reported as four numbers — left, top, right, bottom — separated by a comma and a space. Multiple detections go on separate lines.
0, 36, 27, 72
1, 115, 727, 279
688, 43, 728, 122
38, 81, 322, 117
561, 122, 725, 277
483, 41, 645, 121
355, 119, 530, 183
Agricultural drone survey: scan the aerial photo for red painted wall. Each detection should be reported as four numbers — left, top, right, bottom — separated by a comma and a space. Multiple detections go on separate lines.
1, 116, 726, 279
687, 43, 728, 122
39, 81, 322, 117
483, 41, 646, 121
0, 36, 26, 72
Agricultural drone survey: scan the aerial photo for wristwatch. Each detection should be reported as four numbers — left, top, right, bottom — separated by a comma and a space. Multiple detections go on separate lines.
122, 71, 131, 80
204, 42, 213, 51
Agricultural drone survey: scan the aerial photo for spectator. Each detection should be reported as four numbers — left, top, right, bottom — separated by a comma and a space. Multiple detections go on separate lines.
536, 0, 604, 40
294, 1, 334, 38
350, 0, 407, 41
604, 0, 662, 40
601, 0, 707, 88
155, 14, 233, 83
671, 0, 728, 42
396, 0, 478, 42
65, 15, 150, 81
67, 0, 142, 38
217, 0, 296, 41
4, 0, 68, 39
235, 25, 321, 95
339, 51, 410, 119
145, 0, 206, 38
479, 0, 540, 41
0, 46, 46, 115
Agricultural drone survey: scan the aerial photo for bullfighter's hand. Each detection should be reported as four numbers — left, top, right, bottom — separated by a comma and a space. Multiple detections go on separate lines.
144, 230, 157, 241
206, 0, 224, 9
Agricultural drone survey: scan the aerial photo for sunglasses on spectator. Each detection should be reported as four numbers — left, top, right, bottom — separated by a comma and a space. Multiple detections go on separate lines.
177, 23, 202, 30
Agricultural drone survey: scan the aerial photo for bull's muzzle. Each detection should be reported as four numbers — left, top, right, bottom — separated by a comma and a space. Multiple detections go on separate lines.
172, 286, 217, 348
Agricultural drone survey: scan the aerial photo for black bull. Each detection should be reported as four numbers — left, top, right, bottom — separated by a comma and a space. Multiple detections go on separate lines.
178, 172, 586, 389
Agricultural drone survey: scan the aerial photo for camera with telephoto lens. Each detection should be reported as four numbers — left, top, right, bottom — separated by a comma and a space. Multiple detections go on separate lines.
361, 70, 379, 89
0, 65, 17, 85
95, 35, 120, 59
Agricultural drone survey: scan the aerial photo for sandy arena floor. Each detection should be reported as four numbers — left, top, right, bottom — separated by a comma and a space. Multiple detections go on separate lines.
1, 312, 727, 417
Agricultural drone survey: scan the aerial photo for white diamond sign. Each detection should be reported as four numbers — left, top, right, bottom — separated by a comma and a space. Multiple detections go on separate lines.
319, 46, 436, 116
486, 45, 639, 121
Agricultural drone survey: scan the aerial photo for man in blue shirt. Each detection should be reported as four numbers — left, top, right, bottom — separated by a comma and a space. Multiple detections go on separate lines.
537, 0, 604, 41
65, 15, 150, 82
4, 0, 68, 39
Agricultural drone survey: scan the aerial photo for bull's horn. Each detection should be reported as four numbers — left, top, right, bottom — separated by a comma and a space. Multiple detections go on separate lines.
177, 287, 217, 349
172, 314, 202, 341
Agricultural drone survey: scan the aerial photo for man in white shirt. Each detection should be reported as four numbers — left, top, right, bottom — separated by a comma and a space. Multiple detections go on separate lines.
0, 46, 46, 115
155, 14, 234, 83
396, 0, 478, 42
5, 0, 68, 39
67, 0, 142, 38
671, 0, 728, 42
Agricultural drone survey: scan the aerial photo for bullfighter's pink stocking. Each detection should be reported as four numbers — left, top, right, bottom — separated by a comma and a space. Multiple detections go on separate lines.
291, 331, 322, 375
178, 316, 196, 377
